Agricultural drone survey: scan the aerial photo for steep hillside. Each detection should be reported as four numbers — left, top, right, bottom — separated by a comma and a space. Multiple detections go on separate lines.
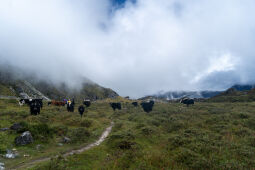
30, 80, 119, 101
0, 67, 118, 100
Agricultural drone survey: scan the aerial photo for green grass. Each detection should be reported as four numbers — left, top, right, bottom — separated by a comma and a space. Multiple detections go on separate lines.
32, 101, 255, 170
2, 98, 255, 169
0, 84, 16, 96
0, 99, 113, 169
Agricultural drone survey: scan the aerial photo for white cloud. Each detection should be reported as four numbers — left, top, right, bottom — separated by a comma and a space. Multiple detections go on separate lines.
0, 0, 255, 97
191, 52, 239, 83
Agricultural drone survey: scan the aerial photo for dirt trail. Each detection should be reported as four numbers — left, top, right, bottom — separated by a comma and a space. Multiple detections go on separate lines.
10, 122, 114, 170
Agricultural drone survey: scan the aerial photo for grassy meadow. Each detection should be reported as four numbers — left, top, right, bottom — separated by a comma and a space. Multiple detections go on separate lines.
1, 98, 255, 169
0, 99, 113, 169
31, 101, 255, 170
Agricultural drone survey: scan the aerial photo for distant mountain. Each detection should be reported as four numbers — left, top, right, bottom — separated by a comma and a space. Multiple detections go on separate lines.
150, 90, 222, 100
143, 84, 255, 101
209, 85, 255, 102
231, 84, 255, 91
0, 66, 118, 101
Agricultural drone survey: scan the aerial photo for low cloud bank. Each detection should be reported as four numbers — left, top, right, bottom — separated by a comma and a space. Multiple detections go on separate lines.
0, 0, 255, 97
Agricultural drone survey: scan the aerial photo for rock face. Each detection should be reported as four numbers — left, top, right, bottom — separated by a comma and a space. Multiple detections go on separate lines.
10, 123, 23, 131
15, 131, 33, 146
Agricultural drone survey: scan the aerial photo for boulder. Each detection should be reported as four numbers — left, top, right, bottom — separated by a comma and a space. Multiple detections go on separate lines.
15, 131, 33, 146
0, 162, 4, 170
5, 149, 18, 159
62, 137, 71, 143
0, 128, 9, 132
10, 123, 23, 131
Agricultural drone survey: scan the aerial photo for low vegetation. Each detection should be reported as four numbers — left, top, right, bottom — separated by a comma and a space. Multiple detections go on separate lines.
32, 101, 255, 169
0, 99, 113, 169
1, 96, 255, 169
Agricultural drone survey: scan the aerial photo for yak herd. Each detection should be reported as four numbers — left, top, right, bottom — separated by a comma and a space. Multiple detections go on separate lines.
18, 97, 195, 116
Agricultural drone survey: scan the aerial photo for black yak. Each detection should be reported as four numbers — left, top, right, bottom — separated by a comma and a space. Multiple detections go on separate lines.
180, 98, 194, 107
141, 100, 154, 113
110, 103, 121, 111
19, 99, 32, 106
20, 98, 43, 109
34, 99, 43, 109
78, 105, 85, 117
30, 101, 41, 115
83, 100, 91, 107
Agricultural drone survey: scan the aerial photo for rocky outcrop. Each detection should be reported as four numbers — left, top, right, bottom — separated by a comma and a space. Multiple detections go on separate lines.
15, 131, 33, 146
10, 123, 23, 131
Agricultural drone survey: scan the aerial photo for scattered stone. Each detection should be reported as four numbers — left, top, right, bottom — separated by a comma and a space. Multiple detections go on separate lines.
5, 149, 18, 159
58, 143, 63, 146
15, 131, 33, 146
0, 162, 4, 170
36, 144, 42, 150
62, 137, 71, 143
10, 123, 23, 131
0, 128, 9, 132
23, 154, 30, 157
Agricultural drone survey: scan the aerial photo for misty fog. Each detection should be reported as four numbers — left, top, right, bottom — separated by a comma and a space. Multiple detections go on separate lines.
1, 0, 255, 98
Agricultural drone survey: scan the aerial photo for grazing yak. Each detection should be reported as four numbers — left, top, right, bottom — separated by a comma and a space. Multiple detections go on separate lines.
19, 98, 43, 108
83, 100, 91, 107
19, 99, 32, 106
78, 105, 85, 117
36, 99, 43, 109
50, 100, 65, 106
132, 102, 138, 107
180, 98, 194, 107
30, 100, 41, 115
141, 100, 154, 113
110, 103, 121, 111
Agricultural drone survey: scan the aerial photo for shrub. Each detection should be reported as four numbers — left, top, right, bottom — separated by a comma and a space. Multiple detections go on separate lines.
17, 122, 54, 142
30, 123, 54, 142
141, 127, 154, 136
0, 133, 9, 154
174, 148, 209, 170
80, 119, 93, 128
163, 121, 185, 133
244, 119, 255, 130
168, 135, 190, 148
53, 125, 68, 136
69, 128, 90, 143
113, 122, 123, 131
238, 113, 249, 119
107, 132, 137, 150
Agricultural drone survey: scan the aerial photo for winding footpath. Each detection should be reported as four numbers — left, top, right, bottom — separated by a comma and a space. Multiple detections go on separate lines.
10, 122, 114, 170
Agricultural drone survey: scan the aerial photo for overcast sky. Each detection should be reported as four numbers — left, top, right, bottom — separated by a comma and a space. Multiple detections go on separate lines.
0, 0, 255, 98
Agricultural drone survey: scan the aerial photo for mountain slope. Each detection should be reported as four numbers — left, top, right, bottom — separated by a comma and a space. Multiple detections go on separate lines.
0, 66, 118, 100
